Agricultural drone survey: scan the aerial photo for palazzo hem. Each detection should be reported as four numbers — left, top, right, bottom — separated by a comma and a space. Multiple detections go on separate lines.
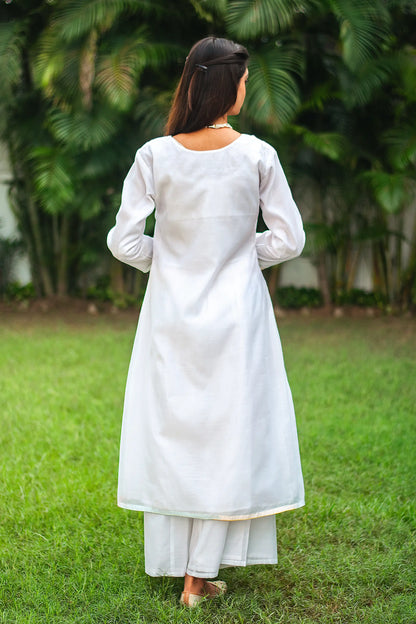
145, 558, 278, 578
117, 499, 305, 520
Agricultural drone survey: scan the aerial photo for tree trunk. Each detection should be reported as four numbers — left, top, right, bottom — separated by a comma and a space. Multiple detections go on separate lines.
372, 239, 390, 301
8, 138, 54, 296
57, 214, 69, 297
391, 213, 403, 305
80, 29, 98, 110
26, 194, 54, 297
314, 184, 332, 309
266, 265, 281, 305
110, 257, 125, 294
346, 247, 360, 291
317, 251, 332, 309
400, 215, 416, 310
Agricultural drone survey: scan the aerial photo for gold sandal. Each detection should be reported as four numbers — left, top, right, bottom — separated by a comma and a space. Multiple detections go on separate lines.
180, 580, 227, 607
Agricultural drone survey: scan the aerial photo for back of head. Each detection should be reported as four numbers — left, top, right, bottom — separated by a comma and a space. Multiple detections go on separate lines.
166, 37, 249, 136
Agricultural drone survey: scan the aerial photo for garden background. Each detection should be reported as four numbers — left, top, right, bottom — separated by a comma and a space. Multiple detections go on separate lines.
1, 0, 416, 311
0, 1, 415, 623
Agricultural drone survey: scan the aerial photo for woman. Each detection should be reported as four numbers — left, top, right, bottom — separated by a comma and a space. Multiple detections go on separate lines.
107, 36, 305, 607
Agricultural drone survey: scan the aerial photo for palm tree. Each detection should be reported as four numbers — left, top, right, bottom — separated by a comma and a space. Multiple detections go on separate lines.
1, 0, 184, 297
276, 0, 416, 308
2, 0, 415, 308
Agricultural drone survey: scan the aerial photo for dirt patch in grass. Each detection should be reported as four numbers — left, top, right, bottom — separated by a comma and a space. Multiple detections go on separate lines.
0, 296, 414, 329
0, 297, 139, 328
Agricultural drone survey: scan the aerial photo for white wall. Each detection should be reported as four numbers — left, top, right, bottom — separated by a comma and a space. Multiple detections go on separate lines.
0, 143, 31, 284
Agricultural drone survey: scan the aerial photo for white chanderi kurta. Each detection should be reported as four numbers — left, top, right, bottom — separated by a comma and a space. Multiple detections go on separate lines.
107, 133, 305, 521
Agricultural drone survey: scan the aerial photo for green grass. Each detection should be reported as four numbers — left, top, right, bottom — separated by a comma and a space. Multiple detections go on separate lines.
0, 313, 415, 623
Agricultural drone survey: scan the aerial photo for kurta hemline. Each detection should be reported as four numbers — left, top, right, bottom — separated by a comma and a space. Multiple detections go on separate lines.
117, 499, 305, 520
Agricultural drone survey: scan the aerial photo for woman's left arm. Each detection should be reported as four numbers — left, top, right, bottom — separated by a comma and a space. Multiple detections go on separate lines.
107, 146, 155, 273
256, 145, 305, 270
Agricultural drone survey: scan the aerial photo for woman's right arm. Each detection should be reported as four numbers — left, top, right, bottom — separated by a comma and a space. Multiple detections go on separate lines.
107, 147, 155, 273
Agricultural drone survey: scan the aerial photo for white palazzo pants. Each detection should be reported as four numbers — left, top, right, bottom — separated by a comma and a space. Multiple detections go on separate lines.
144, 513, 278, 578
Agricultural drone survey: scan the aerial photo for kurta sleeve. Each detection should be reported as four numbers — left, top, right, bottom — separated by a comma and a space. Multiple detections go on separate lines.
256, 144, 305, 270
107, 145, 155, 273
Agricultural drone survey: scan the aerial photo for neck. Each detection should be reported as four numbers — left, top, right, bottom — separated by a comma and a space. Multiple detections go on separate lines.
212, 115, 228, 125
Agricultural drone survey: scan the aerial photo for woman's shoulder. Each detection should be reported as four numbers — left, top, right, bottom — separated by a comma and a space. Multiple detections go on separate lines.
245, 134, 276, 153
135, 134, 276, 164
136, 136, 171, 156
238, 135, 278, 167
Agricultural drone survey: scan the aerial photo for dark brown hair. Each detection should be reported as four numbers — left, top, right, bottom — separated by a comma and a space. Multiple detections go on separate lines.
165, 37, 249, 135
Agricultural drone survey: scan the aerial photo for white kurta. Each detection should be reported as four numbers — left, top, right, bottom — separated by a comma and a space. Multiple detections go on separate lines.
107, 134, 305, 521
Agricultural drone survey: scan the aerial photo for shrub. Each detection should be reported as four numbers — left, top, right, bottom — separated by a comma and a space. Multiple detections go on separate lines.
334, 289, 387, 307
4, 282, 36, 301
275, 287, 323, 309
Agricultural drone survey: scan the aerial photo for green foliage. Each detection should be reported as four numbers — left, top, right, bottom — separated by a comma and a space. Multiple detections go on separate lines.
276, 286, 323, 308
341, 52, 400, 108
86, 275, 139, 308
46, 0, 159, 42
292, 126, 352, 162
47, 105, 121, 149
0, 237, 22, 292
330, 0, 391, 71
226, 0, 307, 39
384, 123, 416, 171
29, 146, 76, 214
363, 170, 413, 214
3, 281, 36, 301
244, 45, 302, 130
1, 0, 416, 307
333, 288, 388, 307
0, 21, 23, 98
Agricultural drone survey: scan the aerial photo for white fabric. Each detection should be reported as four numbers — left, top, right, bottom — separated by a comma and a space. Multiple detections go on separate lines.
108, 134, 305, 520
144, 512, 277, 577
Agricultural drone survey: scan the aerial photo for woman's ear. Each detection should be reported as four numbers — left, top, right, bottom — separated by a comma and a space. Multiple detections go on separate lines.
227, 68, 248, 116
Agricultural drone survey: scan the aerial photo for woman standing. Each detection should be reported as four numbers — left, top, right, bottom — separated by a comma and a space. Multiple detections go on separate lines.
107, 36, 305, 607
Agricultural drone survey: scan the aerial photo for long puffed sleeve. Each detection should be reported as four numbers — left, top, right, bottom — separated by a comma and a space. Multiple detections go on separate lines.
256, 145, 305, 270
107, 146, 155, 273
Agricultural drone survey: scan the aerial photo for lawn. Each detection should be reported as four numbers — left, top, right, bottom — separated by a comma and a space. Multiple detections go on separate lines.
0, 312, 415, 623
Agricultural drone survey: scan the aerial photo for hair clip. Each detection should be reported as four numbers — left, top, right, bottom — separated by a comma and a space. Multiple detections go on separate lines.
195, 63, 208, 72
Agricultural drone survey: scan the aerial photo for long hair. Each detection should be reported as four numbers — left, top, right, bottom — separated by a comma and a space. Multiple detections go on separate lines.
165, 37, 249, 136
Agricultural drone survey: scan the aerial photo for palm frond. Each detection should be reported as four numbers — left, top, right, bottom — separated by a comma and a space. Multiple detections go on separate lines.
95, 32, 146, 111
77, 192, 103, 220
303, 221, 341, 255
386, 0, 416, 13
340, 52, 399, 108
29, 146, 76, 214
299, 82, 334, 113
362, 170, 414, 213
49, 0, 167, 42
189, 0, 227, 22
384, 125, 416, 171
32, 28, 79, 100
96, 35, 181, 111
330, 0, 390, 71
79, 139, 134, 180
133, 87, 172, 141
48, 105, 120, 150
243, 45, 303, 131
397, 46, 416, 103
226, 0, 309, 39
0, 22, 24, 98
293, 126, 352, 162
